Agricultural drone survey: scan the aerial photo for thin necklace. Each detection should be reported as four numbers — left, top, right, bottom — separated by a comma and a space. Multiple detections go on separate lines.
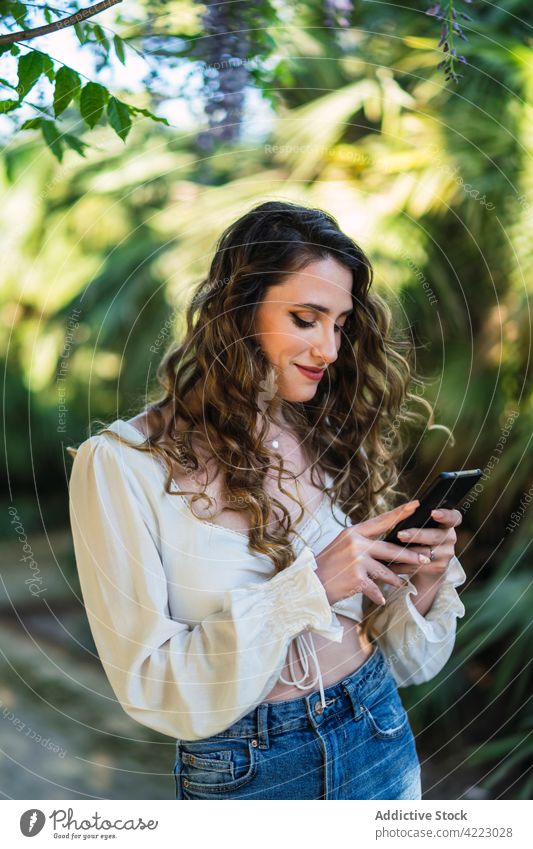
268, 418, 301, 449
268, 421, 288, 450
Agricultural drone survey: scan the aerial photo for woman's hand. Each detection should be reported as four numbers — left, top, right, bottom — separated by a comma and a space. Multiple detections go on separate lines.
314, 500, 435, 607
394, 507, 463, 580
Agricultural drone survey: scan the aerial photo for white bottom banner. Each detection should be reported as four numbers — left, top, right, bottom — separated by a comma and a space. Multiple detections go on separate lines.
2, 799, 530, 848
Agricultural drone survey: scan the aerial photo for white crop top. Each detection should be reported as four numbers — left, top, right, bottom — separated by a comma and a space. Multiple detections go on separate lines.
68, 418, 467, 741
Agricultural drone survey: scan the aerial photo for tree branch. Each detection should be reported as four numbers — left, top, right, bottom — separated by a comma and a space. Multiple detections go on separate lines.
0, 0, 123, 46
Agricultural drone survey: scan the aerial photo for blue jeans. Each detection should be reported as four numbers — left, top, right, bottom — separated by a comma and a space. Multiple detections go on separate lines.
173, 644, 422, 800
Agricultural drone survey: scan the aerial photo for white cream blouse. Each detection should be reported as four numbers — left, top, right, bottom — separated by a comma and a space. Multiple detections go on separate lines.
68, 419, 467, 741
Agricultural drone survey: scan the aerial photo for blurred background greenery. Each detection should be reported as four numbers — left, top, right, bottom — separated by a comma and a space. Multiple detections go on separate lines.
1, 0, 531, 800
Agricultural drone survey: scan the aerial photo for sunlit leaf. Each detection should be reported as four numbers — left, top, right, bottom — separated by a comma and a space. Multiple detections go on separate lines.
41, 119, 63, 162
73, 22, 88, 45
42, 54, 55, 82
63, 133, 89, 157
53, 66, 81, 117
0, 99, 19, 114
21, 118, 43, 129
80, 82, 108, 128
128, 104, 170, 126
17, 51, 44, 100
113, 35, 126, 65
107, 97, 132, 142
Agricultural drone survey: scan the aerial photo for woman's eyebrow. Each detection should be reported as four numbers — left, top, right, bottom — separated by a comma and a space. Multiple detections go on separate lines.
293, 302, 353, 317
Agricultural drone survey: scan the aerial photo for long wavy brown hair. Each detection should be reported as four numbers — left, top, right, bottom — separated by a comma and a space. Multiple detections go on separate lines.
70, 200, 451, 643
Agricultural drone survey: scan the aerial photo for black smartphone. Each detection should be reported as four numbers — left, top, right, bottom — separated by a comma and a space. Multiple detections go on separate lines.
382, 469, 482, 545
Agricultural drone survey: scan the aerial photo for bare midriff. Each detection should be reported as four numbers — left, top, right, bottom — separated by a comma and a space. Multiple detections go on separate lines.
262, 614, 374, 702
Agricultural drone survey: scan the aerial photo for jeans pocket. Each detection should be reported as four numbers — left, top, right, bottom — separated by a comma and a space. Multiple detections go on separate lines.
362, 673, 410, 740
178, 737, 257, 796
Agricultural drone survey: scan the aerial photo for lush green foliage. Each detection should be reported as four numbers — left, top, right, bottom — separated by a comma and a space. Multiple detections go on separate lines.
1, 0, 487, 158
0, 0, 169, 158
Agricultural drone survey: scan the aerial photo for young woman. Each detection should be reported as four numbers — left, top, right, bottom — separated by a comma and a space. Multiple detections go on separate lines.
68, 200, 466, 800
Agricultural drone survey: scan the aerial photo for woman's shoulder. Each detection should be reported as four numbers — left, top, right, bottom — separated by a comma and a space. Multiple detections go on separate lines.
125, 412, 150, 437
125, 410, 165, 439
125, 408, 191, 445
67, 406, 179, 457
68, 418, 180, 519
67, 416, 163, 486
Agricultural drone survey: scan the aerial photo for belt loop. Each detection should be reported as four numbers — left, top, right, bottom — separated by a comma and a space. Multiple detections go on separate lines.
256, 703, 270, 750
341, 677, 364, 722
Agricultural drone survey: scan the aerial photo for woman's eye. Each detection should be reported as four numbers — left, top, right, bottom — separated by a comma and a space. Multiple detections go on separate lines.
290, 314, 316, 329
290, 314, 345, 332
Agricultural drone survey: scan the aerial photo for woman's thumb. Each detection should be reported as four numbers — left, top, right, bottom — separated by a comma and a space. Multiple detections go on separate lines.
357, 500, 419, 538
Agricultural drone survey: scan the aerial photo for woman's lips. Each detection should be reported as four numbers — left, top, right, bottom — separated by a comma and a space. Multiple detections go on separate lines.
295, 364, 325, 381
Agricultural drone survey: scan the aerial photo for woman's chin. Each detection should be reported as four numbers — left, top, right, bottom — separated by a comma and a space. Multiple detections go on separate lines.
280, 386, 319, 403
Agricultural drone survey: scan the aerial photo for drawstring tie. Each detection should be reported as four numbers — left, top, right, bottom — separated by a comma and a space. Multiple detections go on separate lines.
279, 632, 327, 710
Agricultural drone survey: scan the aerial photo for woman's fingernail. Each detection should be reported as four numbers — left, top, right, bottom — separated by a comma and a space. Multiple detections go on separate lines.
398, 530, 411, 539
432, 509, 444, 518
419, 554, 431, 564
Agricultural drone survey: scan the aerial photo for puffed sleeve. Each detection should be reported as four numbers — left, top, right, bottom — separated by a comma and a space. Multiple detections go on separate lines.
368, 555, 467, 687
68, 435, 344, 741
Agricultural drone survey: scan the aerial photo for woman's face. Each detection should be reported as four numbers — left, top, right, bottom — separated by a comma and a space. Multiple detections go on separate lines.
253, 255, 353, 408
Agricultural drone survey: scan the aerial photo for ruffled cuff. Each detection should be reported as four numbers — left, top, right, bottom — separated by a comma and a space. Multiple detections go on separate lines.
222, 544, 344, 644
389, 554, 467, 641
371, 555, 467, 686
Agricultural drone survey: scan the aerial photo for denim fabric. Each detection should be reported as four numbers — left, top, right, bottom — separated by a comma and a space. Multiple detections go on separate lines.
172, 645, 422, 800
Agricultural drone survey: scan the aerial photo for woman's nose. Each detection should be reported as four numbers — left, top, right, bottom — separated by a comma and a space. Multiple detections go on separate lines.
312, 341, 338, 366
312, 329, 339, 364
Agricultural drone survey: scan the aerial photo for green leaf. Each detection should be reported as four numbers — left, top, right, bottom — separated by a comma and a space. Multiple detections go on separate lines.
128, 104, 170, 126
3, 150, 15, 184
21, 118, 43, 129
113, 35, 126, 65
41, 119, 63, 162
93, 24, 110, 51
107, 96, 132, 142
17, 51, 44, 100
0, 99, 20, 114
63, 133, 89, 157
53, 66, 81, 117
80, 81, 108, 128
10, 1, 28, 25
42, 54, 55, 82
73, 22, 87, 45
44, 7, 53, 24
93, 25, 106, 44
10, 45, 20, 56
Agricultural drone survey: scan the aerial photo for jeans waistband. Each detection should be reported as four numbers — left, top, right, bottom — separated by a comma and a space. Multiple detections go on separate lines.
210, 644, 391, 742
